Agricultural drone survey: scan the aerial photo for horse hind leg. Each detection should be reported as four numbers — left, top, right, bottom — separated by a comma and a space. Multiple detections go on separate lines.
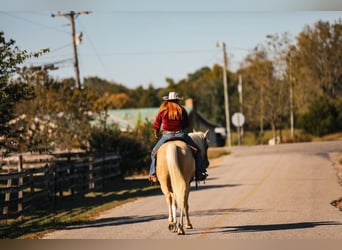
176, 196, 189, 234
183, 191, 192, 229
168, 198, 177, 232
184, 202, 193, 229
177, 209, 185, 235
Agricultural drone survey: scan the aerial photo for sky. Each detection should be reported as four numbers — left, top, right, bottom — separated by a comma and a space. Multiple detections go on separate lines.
1, 1, 341, 88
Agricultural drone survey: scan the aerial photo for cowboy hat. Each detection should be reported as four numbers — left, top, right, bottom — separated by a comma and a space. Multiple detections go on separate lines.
162, 91, 183, 101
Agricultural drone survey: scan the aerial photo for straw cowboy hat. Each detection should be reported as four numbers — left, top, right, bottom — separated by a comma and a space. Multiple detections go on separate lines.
163, 91, 183, 101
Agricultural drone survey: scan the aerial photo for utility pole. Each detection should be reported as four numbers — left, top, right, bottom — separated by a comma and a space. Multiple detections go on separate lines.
238, 74, 244, 141
52, 11, 92, 90
217, 42, 232, 148
289, 53, 295, 139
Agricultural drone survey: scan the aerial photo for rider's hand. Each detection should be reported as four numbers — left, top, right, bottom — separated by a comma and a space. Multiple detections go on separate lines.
154, 130, 160, 139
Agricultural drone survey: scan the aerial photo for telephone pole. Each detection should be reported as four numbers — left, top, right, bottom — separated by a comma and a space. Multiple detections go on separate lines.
238, 74, 244, 140
217, 42, 232, 148
289, 53, 295, 139
52, 11, 92, 90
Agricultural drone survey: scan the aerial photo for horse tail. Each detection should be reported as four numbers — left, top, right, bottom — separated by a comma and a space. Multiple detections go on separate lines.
166, 143, 186, 208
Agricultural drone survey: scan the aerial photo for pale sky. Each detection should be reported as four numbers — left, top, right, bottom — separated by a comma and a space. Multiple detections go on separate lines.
1, 1, 341, 88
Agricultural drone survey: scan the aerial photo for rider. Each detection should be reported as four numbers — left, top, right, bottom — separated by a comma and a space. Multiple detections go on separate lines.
148, 91, 208, 183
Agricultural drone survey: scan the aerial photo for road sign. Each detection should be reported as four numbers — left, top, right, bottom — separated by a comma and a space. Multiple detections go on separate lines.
232, 113, 245, 127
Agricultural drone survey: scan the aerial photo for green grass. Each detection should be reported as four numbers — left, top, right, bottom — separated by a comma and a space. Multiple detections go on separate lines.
208, 147, 230, 158
228, 129, 342, 146
0, 178, 160, 239
312, 132, 342, 142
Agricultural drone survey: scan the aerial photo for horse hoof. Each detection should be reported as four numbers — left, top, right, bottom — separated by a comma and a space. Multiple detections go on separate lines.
186, 224, 193, 229
168, 223, 176, 232
177, 228, 185, 235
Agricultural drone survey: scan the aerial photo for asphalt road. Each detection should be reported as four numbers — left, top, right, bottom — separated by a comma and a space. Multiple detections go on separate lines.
42, 140, 342, 239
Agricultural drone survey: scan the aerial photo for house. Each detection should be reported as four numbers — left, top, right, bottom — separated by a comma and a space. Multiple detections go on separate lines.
105, 98, 226, 147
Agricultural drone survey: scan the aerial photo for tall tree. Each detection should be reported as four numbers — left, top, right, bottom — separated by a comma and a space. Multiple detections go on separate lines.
174, 65, 230, 126
241, 49, 273, 139
0, 32, 48, 153
242, 33, 293, 142
131, 84, 160, 108
295, 19, 342, 103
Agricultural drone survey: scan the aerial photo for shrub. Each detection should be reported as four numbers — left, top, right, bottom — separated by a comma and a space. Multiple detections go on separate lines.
299, 98, 341, 136
88, 122, 155, 176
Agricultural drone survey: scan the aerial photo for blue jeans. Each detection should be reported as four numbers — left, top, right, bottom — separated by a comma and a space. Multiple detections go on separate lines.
149, 131, 206, 176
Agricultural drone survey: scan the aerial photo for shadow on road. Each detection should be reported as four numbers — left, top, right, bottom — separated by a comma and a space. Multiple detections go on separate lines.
64, 214, 168, 230
190, 182, 241, 191
216, 221, 342, 233
64, 207, 261, 230
191, 207, 263, 217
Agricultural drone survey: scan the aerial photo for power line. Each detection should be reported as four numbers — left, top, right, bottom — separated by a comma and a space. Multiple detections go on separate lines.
78, 19, 112, 80
94, 49, 216, 56
1, 11, 69, 34
49, 43, 72, 53
76, 46, 251, 57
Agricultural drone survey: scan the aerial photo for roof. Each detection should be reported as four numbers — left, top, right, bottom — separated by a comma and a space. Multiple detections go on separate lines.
105, 106, 193, 131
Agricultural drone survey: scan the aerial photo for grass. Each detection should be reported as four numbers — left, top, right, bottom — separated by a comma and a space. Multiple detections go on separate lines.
0, 178, 160, 239
208, 147, 230, 158
312, 132, 342, 142
229, 129, 342, 146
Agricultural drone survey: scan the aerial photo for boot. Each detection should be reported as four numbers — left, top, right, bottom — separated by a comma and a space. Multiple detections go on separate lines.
148, 174, 158, 183
196, 172, 208, 181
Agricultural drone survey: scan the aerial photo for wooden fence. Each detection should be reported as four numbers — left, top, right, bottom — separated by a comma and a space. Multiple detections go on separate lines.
0, 152, 121, 220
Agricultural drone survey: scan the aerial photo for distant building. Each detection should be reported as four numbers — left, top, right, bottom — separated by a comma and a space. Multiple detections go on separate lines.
105, 98, 226, 147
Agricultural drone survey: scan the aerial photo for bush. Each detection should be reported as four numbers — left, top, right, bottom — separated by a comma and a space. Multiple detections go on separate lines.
299, 98, 341, 136
89, 122, 155, 176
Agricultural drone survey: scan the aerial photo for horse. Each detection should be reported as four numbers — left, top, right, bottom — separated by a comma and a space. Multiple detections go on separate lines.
156, 130, 209, 235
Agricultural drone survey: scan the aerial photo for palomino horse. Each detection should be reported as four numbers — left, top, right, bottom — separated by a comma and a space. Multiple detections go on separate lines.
156, 130, 209, 235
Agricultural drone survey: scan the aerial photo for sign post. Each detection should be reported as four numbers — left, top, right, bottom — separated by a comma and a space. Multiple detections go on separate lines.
232, 112, 245, 145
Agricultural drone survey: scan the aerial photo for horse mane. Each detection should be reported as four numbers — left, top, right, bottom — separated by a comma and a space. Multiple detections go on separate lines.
189, 130, 209, 156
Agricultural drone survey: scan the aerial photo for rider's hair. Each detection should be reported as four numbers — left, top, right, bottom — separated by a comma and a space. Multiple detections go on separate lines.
159, 101, 183, 120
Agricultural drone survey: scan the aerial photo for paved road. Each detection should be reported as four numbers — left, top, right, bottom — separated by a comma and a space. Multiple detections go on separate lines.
42, 140, 342, 239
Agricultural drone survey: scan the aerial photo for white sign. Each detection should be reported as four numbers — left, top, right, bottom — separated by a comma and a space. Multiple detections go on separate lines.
232, 113, 245, 127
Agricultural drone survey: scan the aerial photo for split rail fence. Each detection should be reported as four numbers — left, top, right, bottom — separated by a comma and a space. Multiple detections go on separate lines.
0, 152, 121, 220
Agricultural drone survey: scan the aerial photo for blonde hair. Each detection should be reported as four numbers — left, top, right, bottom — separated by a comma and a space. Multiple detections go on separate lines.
159, 101, 183, 120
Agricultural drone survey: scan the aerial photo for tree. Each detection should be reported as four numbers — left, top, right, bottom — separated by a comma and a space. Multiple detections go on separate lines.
131, 84, 160, 108
46, 81, 99, 150
295, 19, 342, 103
241, 49, 273, 140
288, 19, 342, 136
172, 65, 230, 126
241, 33, 293, 142
12, 66, 57, 152
0, 32, 48, 153
83, 76, 130, 96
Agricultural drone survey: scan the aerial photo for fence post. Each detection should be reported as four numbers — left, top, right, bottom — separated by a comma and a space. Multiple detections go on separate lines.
17, 155, 23, 218
3, 172, 12, 216
68, 155, 75, 196
51, 164, 56, 209
102, 153, 106, 192
89, 156, 94, 191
